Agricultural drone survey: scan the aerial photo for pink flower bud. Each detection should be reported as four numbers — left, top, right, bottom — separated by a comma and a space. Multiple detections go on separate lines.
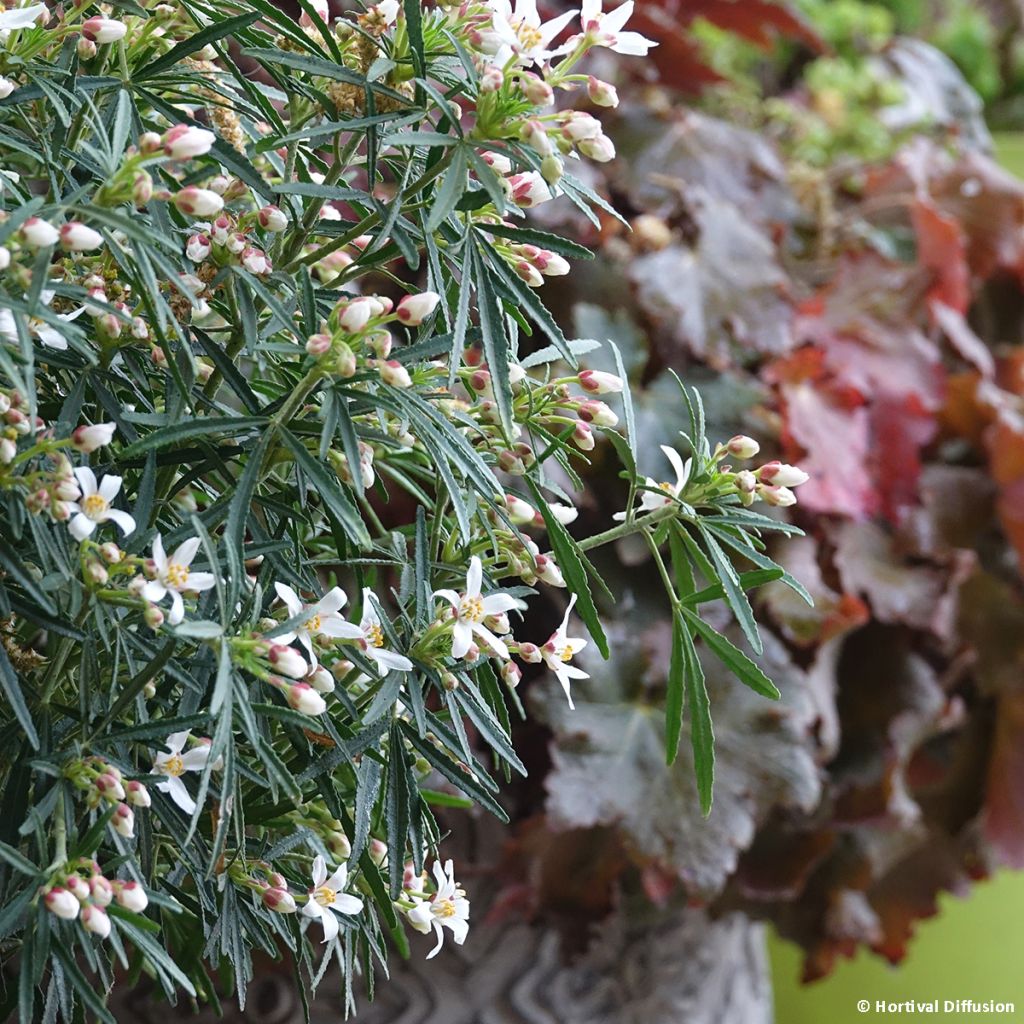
369, 838, 387, 866
132, 171, 153, 206
162, 125, 216, 160
480, 65, 504, 92
501, 661, 522, 688
0, 438, 16, 465
520, 119, 553, 157
299, 0, 329, 26
757, 461, 809, 488
45, 887, 80, 920
59, 222, 103, 252
268, 644, 308, 680
481, 150, 513, 175
115, 881, 149, 912
21, 217, 59, 248
378, 360, 412, 388
505, 172, 552, 209
578, 133, 616, 162
66, 875, 91, 902
286, 682, 327, 716
125, 780, 151, 808
578, 370, 623, 394
368, 329, 392, 359
339, 297, 374, 333
758, 484, 797, 507
514, 260, 544, 287
520, 71, 554, 106
241, 247, 271, 275
734, 469, 756, 494
726, 435, 760, 460
573, 421, 595, 451
307, 666, 336, 693
144, 603, 164, 629
263, 887, 297, 913
577, 400, 618, 427
112, 803, 135, 838
505, 494, 535, 524
587, 76, 619, 107
469, 369, 493, 394
172, 187, 224, 218
257, 205, 288, 232
95, 773, 125, 801
534, 553, 565, 587
82, 16, 127, 43
517, 641, 542, 663
186, 233, 211, 262
71, 422, 116, 453
306, 332, 332, 356
89, 876, 114, 907
498, 450, 527, 475
395, 291, 440, 326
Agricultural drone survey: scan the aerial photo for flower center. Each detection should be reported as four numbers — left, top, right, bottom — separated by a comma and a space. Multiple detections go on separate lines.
433, 897, 457, 919
307, 612, 322, 634
82, 493, 108, 519
313, 885, 336, 908
511, 17, 543, 51
165, 562, 189, 589
658, 481, 674, 493
367, 623, 385, 648
459, 595, 485, 623
559, 646, 573, 663
163, 754, 185, 778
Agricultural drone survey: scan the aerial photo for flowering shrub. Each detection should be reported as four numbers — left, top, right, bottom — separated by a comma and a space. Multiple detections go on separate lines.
0, 0, 811, 1017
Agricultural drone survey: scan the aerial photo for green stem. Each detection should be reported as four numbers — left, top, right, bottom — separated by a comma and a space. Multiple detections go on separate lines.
575, 503, 684, 553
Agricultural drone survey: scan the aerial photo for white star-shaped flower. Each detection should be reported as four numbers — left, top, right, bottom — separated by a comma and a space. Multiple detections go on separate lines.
406, 859, 470, 959
613, 444, 691, 521
355, 589, 414, 674
0, 4, 47, 32
142, 535, 218, 625
577, 0, 655, 55
540, 594, 588, 709
487, 0, 575, 66
302, 855, 364, 943
67, 467, 136, 542
0, 291, 85, 351
152, 731, 213, 815
273, 583, 352, 667
433, 557, 520, 660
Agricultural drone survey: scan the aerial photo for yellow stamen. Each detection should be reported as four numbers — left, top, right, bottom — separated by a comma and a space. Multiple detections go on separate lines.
313, 885, 336, 908
434, 898, 457, 918
163, 754, 185, 778
82, 494, 108, 518
307, 613, 322, 634
165, 562, 189, 589
367, 624, 385, 648
459, 595, 485, 623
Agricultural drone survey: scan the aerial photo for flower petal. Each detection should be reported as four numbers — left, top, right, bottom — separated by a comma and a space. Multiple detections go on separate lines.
274, 582, 303, 617
98, 474, 123, 501
105, 509, 136, 536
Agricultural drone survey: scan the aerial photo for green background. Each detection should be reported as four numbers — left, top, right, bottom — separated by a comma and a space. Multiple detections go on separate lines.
770, 871, 1024, 1022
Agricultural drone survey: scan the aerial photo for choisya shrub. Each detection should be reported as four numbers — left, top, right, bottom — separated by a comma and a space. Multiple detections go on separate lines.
0, 0, 810, 1016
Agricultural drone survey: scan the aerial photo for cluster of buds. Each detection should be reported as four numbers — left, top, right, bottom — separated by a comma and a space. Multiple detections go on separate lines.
65, 758, 150, 839
230, 637, 328, 717
43, 860, 149, 936
304, 291, 440, 386
285, 804, 355, 862
498, 238, 570, 288
714, 437, 810, 508
327, 440, 376, 489
183, 209, 274, 277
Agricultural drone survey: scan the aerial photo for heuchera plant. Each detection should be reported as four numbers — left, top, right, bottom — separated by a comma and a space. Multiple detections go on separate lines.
0, 0, 810, 1016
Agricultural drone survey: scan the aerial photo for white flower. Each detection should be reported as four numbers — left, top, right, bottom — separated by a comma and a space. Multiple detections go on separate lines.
577, 0, 655, 55
44, 887, 80, 920
0, 4, 46, 32
406, 860, 469, 959
273, 583, 353, 667
612, 444, 690, 521
434, 556, 521, 660
540, 594, 588, 709
355, 589, 414, 674
0, 289, 86, 351
302, 855, 364, 943
152, 730, 212, 815
142, 534, 218, 625
0, 77, 16, 99
67, 468, 136, 542
487, 0, 575, 66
